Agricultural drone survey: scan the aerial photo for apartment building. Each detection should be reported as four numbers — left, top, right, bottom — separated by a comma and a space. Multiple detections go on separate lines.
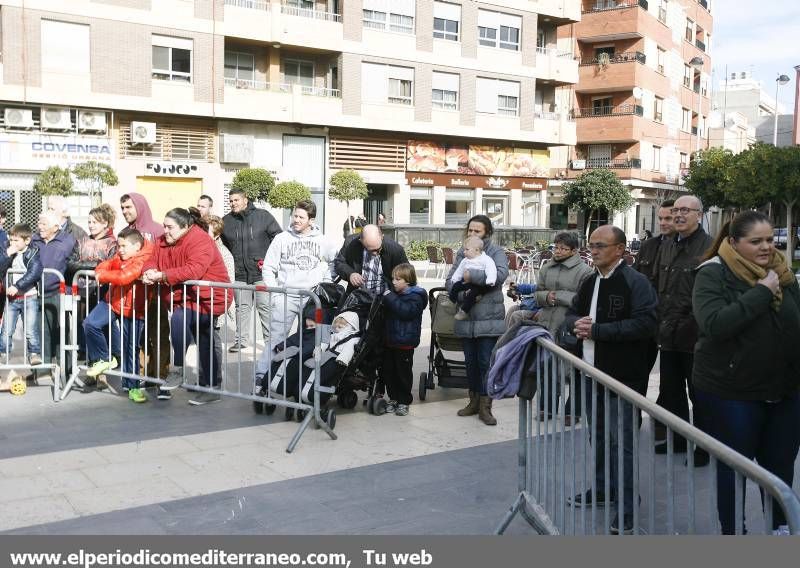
0, 0, 580, 234
553, 0, 712, 236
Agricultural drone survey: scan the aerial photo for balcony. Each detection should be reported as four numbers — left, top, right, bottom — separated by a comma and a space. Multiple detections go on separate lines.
572, 104, 644, 118
581, 0, 648, 14
579, 51, 645, 66
280, 1, 341, 22
224, 0, 269, 10
695, 39, 706, 52
535, 46, 579, 84
575, 158, 642, 169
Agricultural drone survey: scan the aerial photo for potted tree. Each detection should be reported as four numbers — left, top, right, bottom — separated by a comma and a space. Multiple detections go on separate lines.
72, 161, 119, 207
329, 169, 368, 233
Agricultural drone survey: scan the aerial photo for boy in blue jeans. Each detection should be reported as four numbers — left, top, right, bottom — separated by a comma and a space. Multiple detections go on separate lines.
381, 263, 428, 416
0, 224, 44, 365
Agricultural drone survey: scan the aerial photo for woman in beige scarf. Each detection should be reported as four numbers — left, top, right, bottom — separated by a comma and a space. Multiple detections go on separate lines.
692, 211, 800, 535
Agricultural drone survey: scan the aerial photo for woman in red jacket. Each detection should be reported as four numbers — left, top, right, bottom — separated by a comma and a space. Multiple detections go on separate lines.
142, 208, 233, 406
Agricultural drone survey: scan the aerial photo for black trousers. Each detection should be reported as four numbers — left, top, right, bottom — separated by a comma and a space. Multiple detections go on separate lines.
382, 347, 414, 405
657, 350, 700, 447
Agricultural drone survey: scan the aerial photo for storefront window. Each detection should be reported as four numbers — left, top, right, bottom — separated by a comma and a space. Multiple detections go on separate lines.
445, 189, 473, 225
522, 191, 540, 227
482, 194, 507, 226
409, 187, 431, 224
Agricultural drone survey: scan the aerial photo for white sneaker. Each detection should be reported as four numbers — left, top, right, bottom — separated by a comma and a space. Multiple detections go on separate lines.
161, 366, 184, 391
772, 525, 791, 536
454, 309, 469, 321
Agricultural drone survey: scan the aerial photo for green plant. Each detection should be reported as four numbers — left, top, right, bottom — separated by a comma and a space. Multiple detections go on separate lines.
535, 239, 551, 251
406, 240, 442, 261
33, 166, 74, 197
267, 180, 311, 210
329, 169, 368, 231
562, 169, 634, 238
231, 168, 275, 202
72, 161, 119, 206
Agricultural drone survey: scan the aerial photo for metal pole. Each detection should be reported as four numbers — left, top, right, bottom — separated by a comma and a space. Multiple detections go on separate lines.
774, 79, 780, 146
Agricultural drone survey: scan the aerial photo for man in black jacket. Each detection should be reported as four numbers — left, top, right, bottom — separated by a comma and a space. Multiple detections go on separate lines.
653, 195, 712, 463
565, 225, 658, 534
634, 199, 674, 287
335, 225, 408, 297
221, 188, 283, 351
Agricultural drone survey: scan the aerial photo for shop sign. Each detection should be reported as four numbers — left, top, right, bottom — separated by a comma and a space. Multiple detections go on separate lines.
405, 173, 547, 191
407, 140, 550, 177
0, 132, 113, 170
146, 162, 199, 176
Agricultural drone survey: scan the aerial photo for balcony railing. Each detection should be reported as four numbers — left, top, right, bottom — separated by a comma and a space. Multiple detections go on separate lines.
224, 77, 287, 91
575, 158, 642, 169
579, 51, 646, 66
225, 0, 270, 10
536, 45, 576, 59
301, 85, 342, 98
572, 104, 644, 118
582, 0, 648, 14
280, 1, 341, 22
695, 39, 706, 52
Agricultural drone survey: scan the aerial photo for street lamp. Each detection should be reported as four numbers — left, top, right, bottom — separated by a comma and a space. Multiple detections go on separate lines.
774, 74, 791, 146
690, 56, 704, 155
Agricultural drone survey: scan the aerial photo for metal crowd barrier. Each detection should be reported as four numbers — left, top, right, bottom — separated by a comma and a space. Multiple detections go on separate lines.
59, 272, 334, 452
0, 268, 67, 400
495, 338, 800, 535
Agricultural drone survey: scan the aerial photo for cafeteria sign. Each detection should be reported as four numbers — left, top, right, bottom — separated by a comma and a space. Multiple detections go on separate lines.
406, 172, 547, 191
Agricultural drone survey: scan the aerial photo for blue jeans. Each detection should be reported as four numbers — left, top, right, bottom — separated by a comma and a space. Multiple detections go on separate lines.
84, 302, 145, 390
584, 378, 648, 516
695, 388, 800, 534
0, 296, 41, 358
171, 307, 221, 388
462, 336, 497, 395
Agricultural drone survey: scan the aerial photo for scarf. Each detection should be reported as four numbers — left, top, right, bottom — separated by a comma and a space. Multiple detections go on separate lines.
718, 239, 795, 311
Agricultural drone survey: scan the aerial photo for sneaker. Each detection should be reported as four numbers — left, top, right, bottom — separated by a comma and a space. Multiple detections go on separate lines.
128, 388, 148, 403
188, 391, 222, 406
610, 513, 634, 535
86, 357, 118, 378
228, 342, 246, 353
772, 525, 791, 536
29, 353, 42, 366
385, 400, 398, 414
454, 309, 469, 321
395, 404, 409, 416
567, 490, 615, 508
157, 389, 172, 401
160, 366, 184, 391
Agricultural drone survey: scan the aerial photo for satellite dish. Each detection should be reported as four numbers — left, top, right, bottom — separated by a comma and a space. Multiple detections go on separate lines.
632, 87, 644, 100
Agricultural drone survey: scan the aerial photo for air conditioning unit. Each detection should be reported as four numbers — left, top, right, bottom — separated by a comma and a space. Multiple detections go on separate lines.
3, 108, 34, 129
78, 111, 107, 132
41, 107, 72, 130
571, 159, 586, 170
130, 121, 156, 144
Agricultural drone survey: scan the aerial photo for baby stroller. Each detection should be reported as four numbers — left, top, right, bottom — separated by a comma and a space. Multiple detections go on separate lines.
418, 287, 469, 400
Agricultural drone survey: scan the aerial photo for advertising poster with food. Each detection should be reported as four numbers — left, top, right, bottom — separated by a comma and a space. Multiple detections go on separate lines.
406, 140, 549, 177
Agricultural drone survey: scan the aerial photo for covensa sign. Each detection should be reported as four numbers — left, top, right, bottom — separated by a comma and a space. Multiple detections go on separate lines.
0, 132, 114, 170
406, 173, 547, 191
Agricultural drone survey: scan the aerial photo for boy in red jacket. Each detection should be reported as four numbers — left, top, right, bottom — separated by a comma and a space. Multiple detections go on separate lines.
84, 228, 153, 403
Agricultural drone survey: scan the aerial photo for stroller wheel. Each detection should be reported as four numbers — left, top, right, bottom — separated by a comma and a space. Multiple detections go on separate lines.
296, 409, 307, 422
338, 390, 358, 409
366, 396, 376, 415
418, 372, 428, 401
373, 398, 387, 416
264, 403, 276, 416
285, 407, 295, 421
252, 400, 265, 414
326, 408, 337, 430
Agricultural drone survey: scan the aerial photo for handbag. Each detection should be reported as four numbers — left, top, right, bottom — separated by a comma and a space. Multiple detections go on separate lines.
555, 320, 581, 356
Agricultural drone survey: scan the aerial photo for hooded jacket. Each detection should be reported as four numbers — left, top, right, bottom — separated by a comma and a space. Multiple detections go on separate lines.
383, 285, 428, 348
95, 239, 154, 318
324, 310, 361, 366
125, 193, 164, 242
142, 224, 233, 315
0, 246, 43, 296
221, 202, 283, 284
533, 253, 593, 334
30, 230, 77, 294
261, 224, 338, 290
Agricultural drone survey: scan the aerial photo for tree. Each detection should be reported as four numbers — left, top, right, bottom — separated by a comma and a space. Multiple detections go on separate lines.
230, 168, 275, 202
729, 143, 800, 262
72, 161, 119, 206
33, 166, 74, 197
329, 169, 368, 231
683, 147, 738, 212
267, 180, 311, 210
562, 169, 634, 238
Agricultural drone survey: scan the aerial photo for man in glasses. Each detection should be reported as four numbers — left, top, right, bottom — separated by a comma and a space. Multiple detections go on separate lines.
335, 224, 408, 298
653, 195, 712, 465
565, 225, 658, 534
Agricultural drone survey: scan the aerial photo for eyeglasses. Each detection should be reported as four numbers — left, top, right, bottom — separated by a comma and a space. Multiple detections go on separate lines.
587, 242, 623, 250
670, 207, 701, 215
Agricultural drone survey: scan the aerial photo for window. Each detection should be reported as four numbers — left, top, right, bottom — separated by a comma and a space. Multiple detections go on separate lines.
592, 97, 613, 116
224, 51, 255, 82
433, 1, 460, 41
658, 0, 668, 23
410, 187, 431, 224
477, 10, 521, 51
652, 145, 662, 171
657, 47, 666, 74
654, 96, 663, 122
681, 108, 691, 132
445, 190, 473, 225
684, 64, 692, 88
283, 59, 314, 87
363, 62, 415, 106
152, 35, 192, 82
41, 20, 90, 75
476, 78, 520, 116
594, 46, 615, 58
685, 18, 694, 43
432, 71, 459, 110
680, 152, 689, 168
362, 0, 415, 34
522, 192, 541, 226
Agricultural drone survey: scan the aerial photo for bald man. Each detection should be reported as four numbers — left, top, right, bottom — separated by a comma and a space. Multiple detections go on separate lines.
334, 224, 408, 297
653, 195, 712, 465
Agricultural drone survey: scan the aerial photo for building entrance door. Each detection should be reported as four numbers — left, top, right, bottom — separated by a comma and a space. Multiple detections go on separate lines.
364, 184, 388, 224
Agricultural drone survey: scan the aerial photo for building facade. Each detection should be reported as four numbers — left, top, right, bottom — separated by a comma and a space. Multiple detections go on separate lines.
553, 0, 713, 238
0, 0, 581, 236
